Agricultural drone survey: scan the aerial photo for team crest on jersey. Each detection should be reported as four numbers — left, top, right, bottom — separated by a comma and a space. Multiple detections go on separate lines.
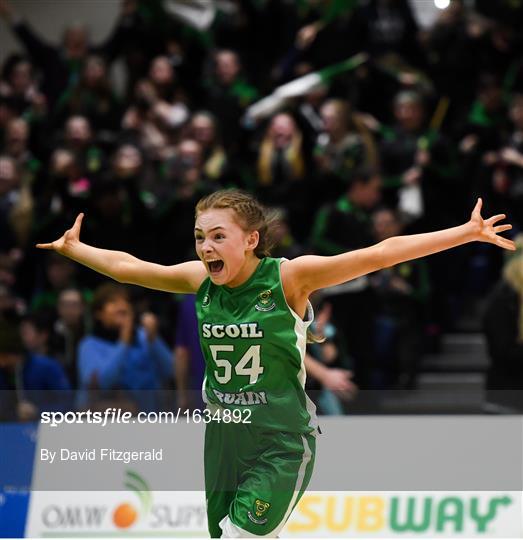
248, 499, 271, 525
202, 294, 211, 308
255, 289, 275, 312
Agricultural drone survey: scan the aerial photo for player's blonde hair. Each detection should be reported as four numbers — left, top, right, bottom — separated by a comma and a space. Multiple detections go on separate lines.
195, 189, 277, 258
195, 189, 324, 343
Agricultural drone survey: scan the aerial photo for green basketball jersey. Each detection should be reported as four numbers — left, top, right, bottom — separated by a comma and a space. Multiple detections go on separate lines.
196, 257, 319, 434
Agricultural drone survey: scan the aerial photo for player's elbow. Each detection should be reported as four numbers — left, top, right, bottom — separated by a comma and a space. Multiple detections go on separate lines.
372, 241, 389, 270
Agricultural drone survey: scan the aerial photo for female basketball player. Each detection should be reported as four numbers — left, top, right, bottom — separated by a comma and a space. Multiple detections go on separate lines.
37, 190, 515, 538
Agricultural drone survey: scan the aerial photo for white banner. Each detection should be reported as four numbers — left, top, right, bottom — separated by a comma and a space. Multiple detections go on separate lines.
26, 490, 522, 538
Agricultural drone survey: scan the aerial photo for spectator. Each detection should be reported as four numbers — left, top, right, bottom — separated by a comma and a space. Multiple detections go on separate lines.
188, 111, 228, 184
306, 301, 356, 415
0, 0, 140, 106
310, 168, 381, 388
55, 55, 122, 134
0, 318, 71, 422
0, 54, 47, 122
0, 155, 33, 249
77, 282, 173, 413
32, 252, 90, 312
205, 49, 259, 153
371, 207, 430, 388
256, 113, 312, 241
174, 294, 206, 411
483, 235, 523, 412
315, 98, 379, 204
48, 287, 88, 386
380, 90, 458, 227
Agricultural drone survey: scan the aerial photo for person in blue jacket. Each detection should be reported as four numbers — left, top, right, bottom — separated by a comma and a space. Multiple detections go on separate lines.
0, 318, 71, 421
78, 282, 173, 413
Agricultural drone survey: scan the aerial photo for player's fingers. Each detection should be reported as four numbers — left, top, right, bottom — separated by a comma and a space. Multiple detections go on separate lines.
72, 213, 84, 231
496, 237, 516, 250
493, 224, 512, 233
472, 197, 482, 215
486, 214, 506, 226
35, 243, 54, 250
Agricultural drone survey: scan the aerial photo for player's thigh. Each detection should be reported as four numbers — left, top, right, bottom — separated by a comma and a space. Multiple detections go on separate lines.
228, 431, 316, 537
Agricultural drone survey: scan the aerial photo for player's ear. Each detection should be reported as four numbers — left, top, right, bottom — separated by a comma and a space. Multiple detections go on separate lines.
246, 230, 259, 251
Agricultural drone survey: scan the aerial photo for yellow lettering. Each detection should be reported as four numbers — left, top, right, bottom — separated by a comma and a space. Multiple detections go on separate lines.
326, 496, 354, 532
357, 497, 385, 532
286, 496, 322, 533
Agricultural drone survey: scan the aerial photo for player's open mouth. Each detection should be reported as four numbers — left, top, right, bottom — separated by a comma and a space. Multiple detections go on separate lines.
207, 259, 224, 274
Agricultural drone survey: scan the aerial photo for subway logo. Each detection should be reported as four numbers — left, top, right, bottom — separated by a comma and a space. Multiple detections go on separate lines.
285, 494, 515, 536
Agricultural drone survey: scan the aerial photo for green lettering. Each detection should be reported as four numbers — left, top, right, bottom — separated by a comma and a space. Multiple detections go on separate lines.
470, 497, 512, 533
390, 497, 432, 532
436, 498, 464, 533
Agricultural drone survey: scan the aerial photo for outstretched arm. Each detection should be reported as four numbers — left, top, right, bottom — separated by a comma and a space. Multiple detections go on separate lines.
36, 214, 207, 293
288, 198, 515, 294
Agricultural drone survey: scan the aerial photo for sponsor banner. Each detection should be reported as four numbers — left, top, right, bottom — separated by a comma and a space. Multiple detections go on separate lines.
26, 489, 521, 538
26, 489, 208, 537
283, 492, 523, 538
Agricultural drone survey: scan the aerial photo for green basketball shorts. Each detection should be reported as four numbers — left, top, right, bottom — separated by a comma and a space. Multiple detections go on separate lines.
204, 419, 316, 538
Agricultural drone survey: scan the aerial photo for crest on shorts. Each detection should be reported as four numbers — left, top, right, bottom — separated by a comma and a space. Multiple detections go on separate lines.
255, 289, 275, 312
202, 294, 211, 308
247, 499, 271, 525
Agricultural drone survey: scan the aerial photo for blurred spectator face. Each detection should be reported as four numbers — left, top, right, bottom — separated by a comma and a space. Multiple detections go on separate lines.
178, 139, 203, 169
10, 60, 33, 95
6, 118, 29, 157
50, 149, 75, 177
46, 256, 75, 289
95, 295, 133, 330
373, 208, 402, 241
190, 113, 216, 147
63, 25, 89, 60
269, 114, 296, 149
394, 94, 425, 132
65, 116, 92, 148
150, 56, 174, 87
57, 289, 85, 327
320, 101, 348, 138
350, 174, 382, 209
215, 51, 240, 86
83, 56, 106, 88
20, 319, 48, 354
0, 156, 18, 196
510, 94, 523, 130
113, 145, 143, 178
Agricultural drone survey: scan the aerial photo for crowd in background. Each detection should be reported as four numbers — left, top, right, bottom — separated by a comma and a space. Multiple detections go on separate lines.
0, 0, 522, 420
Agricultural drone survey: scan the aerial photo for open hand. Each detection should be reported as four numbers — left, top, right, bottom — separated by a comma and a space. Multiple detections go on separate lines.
36, 213, 84, 256
321, 368, 358, 401
469, 198, 515, 251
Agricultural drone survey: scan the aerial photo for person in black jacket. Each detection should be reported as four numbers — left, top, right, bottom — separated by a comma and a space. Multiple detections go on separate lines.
483, 235, 523, 412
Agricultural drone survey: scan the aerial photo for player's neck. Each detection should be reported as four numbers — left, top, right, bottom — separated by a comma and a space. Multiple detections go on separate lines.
225, 255, 261, 288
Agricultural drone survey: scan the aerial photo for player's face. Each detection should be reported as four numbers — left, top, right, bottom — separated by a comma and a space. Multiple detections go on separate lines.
195, 209, 257, 286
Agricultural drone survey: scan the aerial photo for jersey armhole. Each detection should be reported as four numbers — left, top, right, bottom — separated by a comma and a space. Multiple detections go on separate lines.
278, 257, 314, 326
